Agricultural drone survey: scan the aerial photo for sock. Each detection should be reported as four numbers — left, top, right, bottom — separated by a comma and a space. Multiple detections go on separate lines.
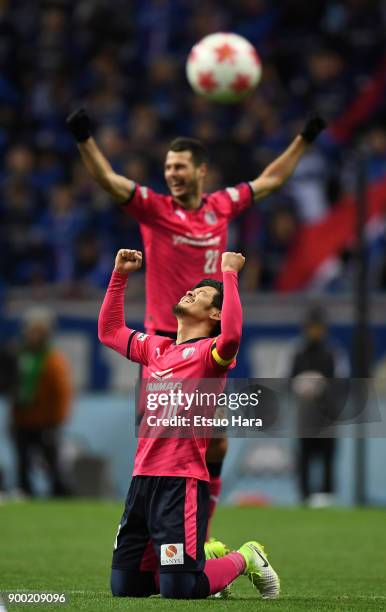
204, 552, 246, 594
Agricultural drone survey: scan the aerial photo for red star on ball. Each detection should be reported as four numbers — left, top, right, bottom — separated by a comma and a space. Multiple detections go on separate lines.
230, 73, 251, 93
214, 43, 236, 63
198, 71, 218, 92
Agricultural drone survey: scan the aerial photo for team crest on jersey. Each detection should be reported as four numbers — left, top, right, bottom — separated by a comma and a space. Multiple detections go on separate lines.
182, 347, 196, 360
204, 210, 217, 225
175, 209, 186, 221
226, 187, 240, 202
137, 333, 148, 342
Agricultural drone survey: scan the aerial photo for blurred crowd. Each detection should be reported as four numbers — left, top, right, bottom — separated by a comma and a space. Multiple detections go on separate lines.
1, 0, 386, 295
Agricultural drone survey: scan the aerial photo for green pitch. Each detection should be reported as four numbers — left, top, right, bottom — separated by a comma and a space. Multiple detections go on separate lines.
1, 501, 385, 611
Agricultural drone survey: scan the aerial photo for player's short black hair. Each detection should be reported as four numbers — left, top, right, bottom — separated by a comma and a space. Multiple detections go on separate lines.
193, 279, 223, 336
168, 137, 209, 166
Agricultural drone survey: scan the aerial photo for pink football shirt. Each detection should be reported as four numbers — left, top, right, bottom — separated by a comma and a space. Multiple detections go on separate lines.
129, 333, 232, 481
121, 183, 252, 332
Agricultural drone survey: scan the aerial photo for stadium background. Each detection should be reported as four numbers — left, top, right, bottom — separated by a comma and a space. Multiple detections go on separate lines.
1, 1, 386, 609
1, 0, 386, 533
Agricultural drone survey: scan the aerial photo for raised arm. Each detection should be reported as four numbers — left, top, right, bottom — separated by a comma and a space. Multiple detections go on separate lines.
66, 108, 135, 203
250, 114, 326, 201
98, 249, 142, 356
211, 252, 245, 367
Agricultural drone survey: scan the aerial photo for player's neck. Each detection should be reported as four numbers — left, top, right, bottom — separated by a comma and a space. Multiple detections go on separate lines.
175, 319, 209, 344
174, 187, 203, 210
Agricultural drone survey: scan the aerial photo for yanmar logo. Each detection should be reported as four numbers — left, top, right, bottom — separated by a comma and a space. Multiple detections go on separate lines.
172, 234, 220, 247
146, 381, 181, 392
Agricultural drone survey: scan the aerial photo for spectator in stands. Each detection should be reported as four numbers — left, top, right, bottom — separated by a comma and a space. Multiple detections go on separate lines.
242, 200, 299, 290
6, 307, 72, 497
73, 231, 112, 292
0, 180, 48, 285
36, 183, 87, 284
364, 126, 386, 182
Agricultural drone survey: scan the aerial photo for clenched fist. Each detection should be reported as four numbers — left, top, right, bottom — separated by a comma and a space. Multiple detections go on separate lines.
114, 249, 143, 275
221, 252, 245, 273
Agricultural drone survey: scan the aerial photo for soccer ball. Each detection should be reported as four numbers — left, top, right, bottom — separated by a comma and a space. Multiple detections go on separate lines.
186, 32, 262, 103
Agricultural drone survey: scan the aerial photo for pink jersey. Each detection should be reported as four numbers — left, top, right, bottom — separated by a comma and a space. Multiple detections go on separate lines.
129, 333, 231, 481
98, 270, 242, 482
121, 183, 252, 332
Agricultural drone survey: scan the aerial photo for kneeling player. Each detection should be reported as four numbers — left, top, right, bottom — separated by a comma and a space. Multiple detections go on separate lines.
98, 248, 280, 599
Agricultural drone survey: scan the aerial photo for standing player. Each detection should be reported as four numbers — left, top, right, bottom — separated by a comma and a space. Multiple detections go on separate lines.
98, 247, 280, 599
67, 108, 326, 529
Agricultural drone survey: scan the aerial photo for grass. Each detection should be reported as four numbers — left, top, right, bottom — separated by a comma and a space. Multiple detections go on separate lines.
0, 501, 385, 611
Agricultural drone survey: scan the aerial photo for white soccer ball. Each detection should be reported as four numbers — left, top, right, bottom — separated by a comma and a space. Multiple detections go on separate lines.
186, 32, 262, 103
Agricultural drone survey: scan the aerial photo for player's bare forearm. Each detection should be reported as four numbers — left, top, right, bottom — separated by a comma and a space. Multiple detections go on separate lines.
250, 135, 307, 199
78, 138, 135, 203
250, 113, 326, 200
78, 137, 112, 183
66, 108, 134, 203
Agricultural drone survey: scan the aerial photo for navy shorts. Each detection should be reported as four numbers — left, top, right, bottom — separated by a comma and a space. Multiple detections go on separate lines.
112, 475, 209, 573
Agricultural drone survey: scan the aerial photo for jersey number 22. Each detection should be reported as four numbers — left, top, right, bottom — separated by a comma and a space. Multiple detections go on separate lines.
204, 249, 219, 274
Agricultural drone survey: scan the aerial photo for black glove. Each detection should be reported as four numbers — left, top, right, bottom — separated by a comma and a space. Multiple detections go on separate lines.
300, 113, 326, 143
66, 108, 92, 143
